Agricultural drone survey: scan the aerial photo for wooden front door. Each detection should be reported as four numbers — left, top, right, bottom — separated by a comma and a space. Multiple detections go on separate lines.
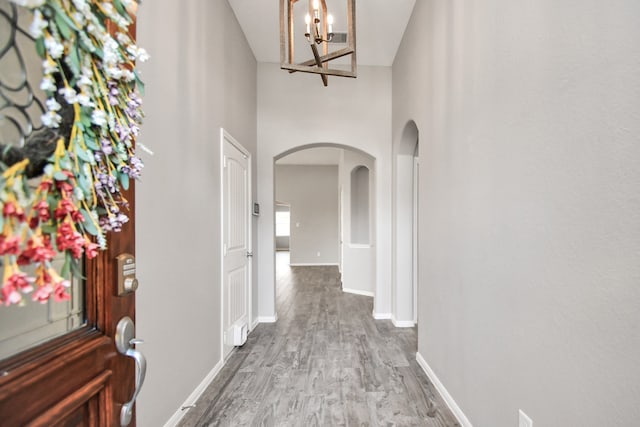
0, 189, 138, 426
0, 3, 141, 426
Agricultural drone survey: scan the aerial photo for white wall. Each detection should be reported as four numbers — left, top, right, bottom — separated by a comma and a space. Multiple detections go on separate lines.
257, 63, 393, 319
339, 149, 375, 296
275, 165, 339, 265
393, 1, 640, 426
135, 2, 257, 426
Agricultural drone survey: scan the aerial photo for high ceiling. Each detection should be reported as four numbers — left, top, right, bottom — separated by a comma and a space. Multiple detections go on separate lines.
228, 0, 416, 67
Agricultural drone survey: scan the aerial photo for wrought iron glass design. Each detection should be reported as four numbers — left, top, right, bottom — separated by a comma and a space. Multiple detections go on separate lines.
0, 1, 46, 148
0, 0, 86, 361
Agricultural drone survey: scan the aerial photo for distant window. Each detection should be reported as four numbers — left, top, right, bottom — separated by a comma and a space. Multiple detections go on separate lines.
275, 210, 290, 237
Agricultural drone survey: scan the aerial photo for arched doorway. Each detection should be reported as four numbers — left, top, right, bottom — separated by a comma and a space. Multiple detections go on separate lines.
393, 121, 419, 326
271, 143, 377, 316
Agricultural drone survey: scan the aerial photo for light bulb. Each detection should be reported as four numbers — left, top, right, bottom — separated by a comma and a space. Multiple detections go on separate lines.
305, 14, 311, 34
327, 14, 333, 34
312, 0, 319, 10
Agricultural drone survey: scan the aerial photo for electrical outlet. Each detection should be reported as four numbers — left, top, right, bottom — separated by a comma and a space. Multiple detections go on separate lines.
519, 410, 533, 427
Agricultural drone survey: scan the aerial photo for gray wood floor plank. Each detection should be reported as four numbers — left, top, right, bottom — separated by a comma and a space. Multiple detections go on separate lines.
178, 252, 459, 427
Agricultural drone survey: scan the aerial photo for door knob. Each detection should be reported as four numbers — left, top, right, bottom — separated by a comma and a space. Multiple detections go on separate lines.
115, 316, 147, 426
246, 251, 253, 258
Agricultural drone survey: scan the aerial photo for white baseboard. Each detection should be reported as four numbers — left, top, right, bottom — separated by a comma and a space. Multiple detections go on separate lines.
163, 359, 224, 427
415, 352, 472, 427
342, 288, 374, 297
257, 314, 278, 323
251, 317, 259, 331
289, 263, 340, 267
372, 312, 392, 320
391, 316, 415, 328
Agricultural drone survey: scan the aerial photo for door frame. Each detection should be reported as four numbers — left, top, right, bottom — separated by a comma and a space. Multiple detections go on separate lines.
219, 128, 252, 361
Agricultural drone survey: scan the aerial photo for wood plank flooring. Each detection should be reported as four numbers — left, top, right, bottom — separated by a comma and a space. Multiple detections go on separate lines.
178, 252, 460, 426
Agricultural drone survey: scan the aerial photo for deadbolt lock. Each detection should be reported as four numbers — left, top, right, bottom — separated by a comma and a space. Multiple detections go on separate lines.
117, 253, 138, 296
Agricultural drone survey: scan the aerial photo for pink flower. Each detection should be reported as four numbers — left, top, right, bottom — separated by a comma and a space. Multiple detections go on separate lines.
7, 272, 34, 294
0, 235, 21, 255
20, 236, 56, 264
35, 200, 51, 222
2, 285, 22, 306
32, 284, 53, 304
85, 241, 99, 259
53, 280, 71, 302
56, 222, 85, 258
33, 245, 56, 263
55, 198, 76, 220
2, 202, 25, 222
39, 179, 53, 192
71, 210, 84, 223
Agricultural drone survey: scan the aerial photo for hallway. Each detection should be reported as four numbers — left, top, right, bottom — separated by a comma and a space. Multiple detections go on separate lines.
178, 253, 458, 426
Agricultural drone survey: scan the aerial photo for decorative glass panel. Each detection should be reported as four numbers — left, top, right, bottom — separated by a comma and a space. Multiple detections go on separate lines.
0, 1, 86, 361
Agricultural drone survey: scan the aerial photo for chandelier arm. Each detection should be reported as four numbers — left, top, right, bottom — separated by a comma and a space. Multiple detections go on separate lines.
310, 44, 328, 87
288, 47, 355, 72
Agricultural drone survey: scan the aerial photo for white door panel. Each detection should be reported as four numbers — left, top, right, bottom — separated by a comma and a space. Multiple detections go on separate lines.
222, 130, 250, 358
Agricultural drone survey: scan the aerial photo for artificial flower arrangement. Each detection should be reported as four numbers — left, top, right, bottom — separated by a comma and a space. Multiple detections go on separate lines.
0, 0, 148, 306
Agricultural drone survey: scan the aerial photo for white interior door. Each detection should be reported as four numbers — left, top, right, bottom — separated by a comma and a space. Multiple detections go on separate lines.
221, 130, 250, 359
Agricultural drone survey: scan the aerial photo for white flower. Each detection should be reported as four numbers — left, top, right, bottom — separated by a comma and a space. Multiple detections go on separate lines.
58, 86, 78, 104
44, 36, 64, 59
41, 111, 62, 128
91, 109, 107, 127
76, 93, 94, 107
46, 98, 61, 111
106, 66, 123, 80
117, 32, 131, 45
101, 2, 114, 15
72, 12, 86, 25
40, 75, 56, 92
42, 59, 57, 74
29, 10, 47, 38
72, 0, 90, 14
77, 74, 92, 87
127, 45, 150, 63
10, 0, 46, 7
74, 186, 85, 200
122, 69, 135, 82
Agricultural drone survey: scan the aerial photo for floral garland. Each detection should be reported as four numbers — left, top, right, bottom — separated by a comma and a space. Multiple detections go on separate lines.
0, 0, 148, 306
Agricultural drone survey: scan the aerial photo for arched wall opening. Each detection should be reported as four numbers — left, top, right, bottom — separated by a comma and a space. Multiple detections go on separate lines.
392, 120, 420, 327
271, 143, 377, 314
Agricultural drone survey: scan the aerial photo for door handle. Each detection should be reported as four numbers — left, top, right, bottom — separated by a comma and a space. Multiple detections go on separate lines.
115, 316, 147, 427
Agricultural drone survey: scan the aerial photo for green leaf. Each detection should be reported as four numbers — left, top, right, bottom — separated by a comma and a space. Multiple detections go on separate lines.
134, 71, 145, 96
54, 171, 68, 181
55, 12, 72, 40
80, 209, 99, 236
0, 213, 4, 231
69, 44, 81, 74
50, 2, 79, 31
61, 252, 71, 278
35, 37, 46, 58
119, 172, 130, 191
84, 135, 99, 151
112, 0, 128, 17
41, 223, 57, 234
75, 146, 92, 163
69, 257, 85, 280
78, 174, 91, 195
80, 112, 92, 129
